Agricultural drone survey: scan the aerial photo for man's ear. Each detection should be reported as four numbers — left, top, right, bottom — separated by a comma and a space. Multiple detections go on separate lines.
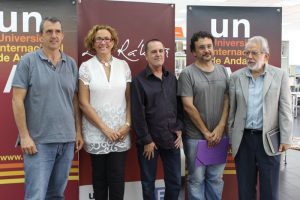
39, 33, 44, 43
264, 53, 270, 61
191, 51, 197, 57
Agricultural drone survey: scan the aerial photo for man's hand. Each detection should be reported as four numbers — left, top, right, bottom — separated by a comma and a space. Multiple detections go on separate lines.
210, 124, 225, 147
279, 143, 291, 152
203, 131, 214, 147
174, 130, 182, 149
75, 132, 84, 153
143, 142, 157, 160
20, 135, 37, 155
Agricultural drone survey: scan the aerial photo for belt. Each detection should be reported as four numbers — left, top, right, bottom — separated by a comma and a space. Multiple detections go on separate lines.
244, 129, 262, 135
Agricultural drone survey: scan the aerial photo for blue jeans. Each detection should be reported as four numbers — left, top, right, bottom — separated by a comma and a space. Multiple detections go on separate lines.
24, 142, 75, 200
183, 137, 225, 200
137, 145, 181, 200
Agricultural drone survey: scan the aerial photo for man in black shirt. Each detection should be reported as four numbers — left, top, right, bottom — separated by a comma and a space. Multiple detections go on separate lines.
131, 39, 182, 200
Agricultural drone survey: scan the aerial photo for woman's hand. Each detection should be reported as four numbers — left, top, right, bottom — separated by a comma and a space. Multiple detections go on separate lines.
117, 124, 130, 141
101, 125, 120, 142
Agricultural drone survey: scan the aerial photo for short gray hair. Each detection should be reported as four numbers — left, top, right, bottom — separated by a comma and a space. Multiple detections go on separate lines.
39, 17, 63, 34
246, 36, 270, 54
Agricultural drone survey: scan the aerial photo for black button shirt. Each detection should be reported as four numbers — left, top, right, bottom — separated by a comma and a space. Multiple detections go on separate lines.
131, 66, 183, 149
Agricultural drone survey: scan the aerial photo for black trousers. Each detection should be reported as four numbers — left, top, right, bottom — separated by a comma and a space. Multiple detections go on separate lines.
90, 151, 127, 200
235, 132, 281, 200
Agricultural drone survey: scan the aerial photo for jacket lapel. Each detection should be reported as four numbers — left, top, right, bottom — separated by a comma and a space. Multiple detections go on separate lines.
263, 65, 275, 97
239, 69, 249, 105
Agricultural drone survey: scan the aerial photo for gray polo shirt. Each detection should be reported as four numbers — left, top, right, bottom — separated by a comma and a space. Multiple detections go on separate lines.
177, 63, 229, 139
12, 48, 78, 144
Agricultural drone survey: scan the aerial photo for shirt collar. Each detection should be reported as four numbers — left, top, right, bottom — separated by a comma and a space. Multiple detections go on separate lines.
145, 65, 169, 78
37, 48, 67, 62
245, 66, 267, 78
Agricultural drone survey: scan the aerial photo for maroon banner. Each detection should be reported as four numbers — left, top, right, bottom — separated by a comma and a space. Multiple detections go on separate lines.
0, 0, 78, 199
187, 6, 282, 72
77, 1, 175, 199
187, 6, 282, 200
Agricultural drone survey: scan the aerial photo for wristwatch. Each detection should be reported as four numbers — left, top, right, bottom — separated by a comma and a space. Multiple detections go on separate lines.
125, 122, 131, 127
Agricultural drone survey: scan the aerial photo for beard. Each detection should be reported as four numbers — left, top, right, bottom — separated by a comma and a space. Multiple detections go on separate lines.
200, 53, 213, 62
247, 61, 265, 71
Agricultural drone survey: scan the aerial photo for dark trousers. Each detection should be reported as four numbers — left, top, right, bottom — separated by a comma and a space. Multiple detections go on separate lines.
90, 151, 127, 200
235, 132, 281, 200
137, 145, 181, 200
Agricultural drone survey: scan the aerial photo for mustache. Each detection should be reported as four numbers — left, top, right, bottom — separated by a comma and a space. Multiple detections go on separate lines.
202, 52, 211, 56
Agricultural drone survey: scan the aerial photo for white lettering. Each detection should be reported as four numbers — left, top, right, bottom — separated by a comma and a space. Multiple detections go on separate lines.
81, 39, 171, 63
117, 39, 170, 62
156, 188, 165, 200
23, 12, 42, 32
3, 65, 17, 93
233, 19, 250, 38
81, 50, 93, 57
0, 11, 17, 32
117, 39, 143, 62
211, 19, 228, 38
0, 11, 42, 32
211, 19, 250, 38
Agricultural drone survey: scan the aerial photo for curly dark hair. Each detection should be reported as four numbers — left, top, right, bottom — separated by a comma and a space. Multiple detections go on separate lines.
190, 31, 215, 52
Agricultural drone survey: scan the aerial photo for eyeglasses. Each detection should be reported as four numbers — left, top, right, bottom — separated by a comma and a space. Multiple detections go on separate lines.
94, 37, 112, 43
243, 50, 264, 56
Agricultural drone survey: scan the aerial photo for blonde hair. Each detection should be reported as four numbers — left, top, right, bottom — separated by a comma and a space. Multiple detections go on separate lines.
84, 24, 119, 52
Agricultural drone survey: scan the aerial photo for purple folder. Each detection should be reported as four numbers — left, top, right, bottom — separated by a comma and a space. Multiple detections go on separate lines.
195, 137, 229, 167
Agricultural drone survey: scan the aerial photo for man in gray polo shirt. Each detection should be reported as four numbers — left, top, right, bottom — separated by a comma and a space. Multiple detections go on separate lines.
177, 31, 229, 200
12, 17, 83, 200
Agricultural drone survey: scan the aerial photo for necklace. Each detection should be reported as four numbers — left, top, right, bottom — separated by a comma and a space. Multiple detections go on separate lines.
96, 55, 112, 68
103, 62, 110, 68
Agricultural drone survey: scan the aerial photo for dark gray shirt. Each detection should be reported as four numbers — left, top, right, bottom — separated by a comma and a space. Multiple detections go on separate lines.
177, 64, 229, 139
12, 48, 78, 144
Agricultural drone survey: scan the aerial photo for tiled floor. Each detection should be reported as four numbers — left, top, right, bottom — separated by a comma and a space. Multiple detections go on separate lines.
279, 115, 300, 200
280, 149, 300, 200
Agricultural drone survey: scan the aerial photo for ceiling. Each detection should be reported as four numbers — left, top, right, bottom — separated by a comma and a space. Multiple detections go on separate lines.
113, 0, 300, 36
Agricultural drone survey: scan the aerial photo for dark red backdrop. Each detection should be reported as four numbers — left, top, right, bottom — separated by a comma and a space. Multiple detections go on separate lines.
0, 0, 78, 199
186, 6, 282, 199
77, 0, 175, 185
